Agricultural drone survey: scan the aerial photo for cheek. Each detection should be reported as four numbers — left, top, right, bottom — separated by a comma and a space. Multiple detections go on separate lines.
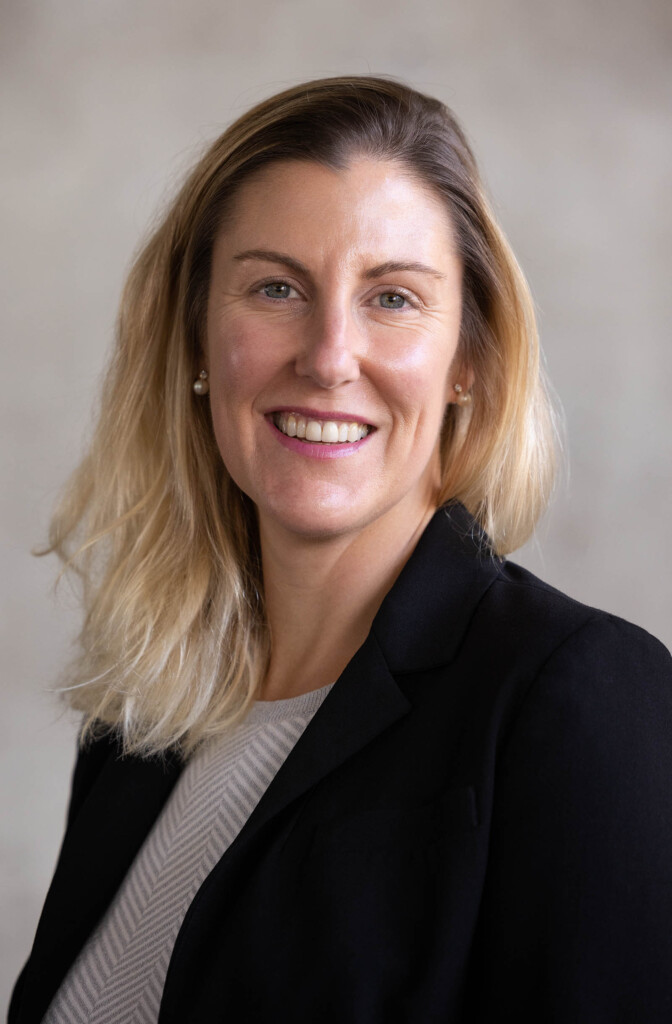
382, 341, 456, 420
208, 321, 276, 398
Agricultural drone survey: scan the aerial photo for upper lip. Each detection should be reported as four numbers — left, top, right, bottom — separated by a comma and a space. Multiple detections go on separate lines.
267, 405, 374, 426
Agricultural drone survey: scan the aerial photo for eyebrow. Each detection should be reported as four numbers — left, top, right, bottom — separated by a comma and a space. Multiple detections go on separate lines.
233, 249, 309, 277
232, 249, 446, 281
364, 260, 446, 281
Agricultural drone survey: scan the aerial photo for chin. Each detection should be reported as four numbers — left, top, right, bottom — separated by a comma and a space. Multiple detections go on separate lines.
257, 494, 382, 543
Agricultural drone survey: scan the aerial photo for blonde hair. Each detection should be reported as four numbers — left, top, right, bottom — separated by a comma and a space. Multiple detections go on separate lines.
45, 75, 557, 755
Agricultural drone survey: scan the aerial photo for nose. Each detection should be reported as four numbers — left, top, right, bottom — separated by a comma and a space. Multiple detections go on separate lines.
294, 301, 362, 389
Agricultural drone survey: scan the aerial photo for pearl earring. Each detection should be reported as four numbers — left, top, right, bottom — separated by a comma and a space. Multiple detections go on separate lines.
454, 383, 472, 406
193, 370, 209, 395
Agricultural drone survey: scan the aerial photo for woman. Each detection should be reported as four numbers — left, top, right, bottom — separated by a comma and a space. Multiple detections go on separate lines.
10, 76, 672, 1023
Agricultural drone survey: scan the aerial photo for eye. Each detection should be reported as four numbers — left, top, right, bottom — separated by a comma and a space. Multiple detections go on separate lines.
260, 281, 298, 300
378, 291, 409, 309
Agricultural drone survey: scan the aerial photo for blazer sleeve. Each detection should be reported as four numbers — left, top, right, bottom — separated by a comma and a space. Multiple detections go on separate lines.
477, 615, 672, 1023
63, 730, 118, 829
7, 731, 113, 1024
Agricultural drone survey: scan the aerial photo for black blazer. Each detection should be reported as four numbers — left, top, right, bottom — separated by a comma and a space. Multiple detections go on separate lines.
10, 506, 672, 1023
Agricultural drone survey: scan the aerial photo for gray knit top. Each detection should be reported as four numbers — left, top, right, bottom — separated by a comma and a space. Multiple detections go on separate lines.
43, 682, 335, 1024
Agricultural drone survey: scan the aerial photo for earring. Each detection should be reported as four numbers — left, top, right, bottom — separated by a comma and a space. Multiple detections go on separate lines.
193, 369, 209, 395
453, 383, 472, 406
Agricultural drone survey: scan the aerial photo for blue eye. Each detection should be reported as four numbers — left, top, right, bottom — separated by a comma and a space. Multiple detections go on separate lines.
379, 292, 407, 309
262, 282, 293, 299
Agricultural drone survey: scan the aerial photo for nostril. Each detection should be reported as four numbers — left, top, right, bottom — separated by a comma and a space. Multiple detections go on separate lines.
295, 348, 361, 388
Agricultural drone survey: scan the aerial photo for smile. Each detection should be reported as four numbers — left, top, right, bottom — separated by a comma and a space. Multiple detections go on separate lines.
273, 412, 371, 444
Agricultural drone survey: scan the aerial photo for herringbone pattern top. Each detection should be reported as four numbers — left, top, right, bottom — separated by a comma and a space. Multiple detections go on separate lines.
44, 682, 335, 1024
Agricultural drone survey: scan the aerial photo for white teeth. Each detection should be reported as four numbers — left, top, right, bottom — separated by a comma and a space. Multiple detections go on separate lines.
275, 413, 370, 444
321, 421, 339, 444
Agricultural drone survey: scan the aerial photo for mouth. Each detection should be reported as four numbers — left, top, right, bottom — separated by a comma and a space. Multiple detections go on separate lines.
272, 411, 372, 445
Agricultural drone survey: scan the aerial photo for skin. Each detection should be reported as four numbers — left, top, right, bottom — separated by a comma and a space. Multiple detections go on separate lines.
205, 158, 467, 699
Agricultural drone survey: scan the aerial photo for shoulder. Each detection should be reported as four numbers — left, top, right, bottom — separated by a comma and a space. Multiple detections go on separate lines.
448, 553, 672, 762
473, 554, 671, 684
64, 730, 123, 827
468, 560, 672, 797
380, 506, 670, 684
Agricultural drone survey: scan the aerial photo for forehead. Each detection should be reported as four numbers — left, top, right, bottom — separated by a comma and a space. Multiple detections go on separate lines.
214, 157, 459, 269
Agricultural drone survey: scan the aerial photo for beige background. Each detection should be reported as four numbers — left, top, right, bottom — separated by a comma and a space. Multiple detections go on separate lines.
2, 0, 670, 1008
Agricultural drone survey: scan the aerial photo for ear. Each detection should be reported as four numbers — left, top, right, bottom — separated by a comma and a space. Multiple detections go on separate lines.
446, 361, 475, 405
195, 342, 209, 377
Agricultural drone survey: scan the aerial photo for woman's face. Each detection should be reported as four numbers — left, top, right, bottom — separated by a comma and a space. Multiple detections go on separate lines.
205, 157, 465, 544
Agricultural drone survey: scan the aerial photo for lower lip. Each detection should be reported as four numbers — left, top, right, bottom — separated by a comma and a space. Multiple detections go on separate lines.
267, 418, 373, 459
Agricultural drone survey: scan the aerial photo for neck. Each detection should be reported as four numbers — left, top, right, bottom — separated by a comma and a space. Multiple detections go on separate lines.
258, 504, 436, 701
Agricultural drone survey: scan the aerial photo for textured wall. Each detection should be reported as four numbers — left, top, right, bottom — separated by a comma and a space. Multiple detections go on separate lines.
2, 0, 670, 1007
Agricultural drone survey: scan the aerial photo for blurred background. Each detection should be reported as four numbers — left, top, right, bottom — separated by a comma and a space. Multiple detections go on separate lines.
1, 0, 670, 1006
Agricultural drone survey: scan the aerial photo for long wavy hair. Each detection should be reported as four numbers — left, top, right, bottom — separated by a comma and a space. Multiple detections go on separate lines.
45, 75, 557, 755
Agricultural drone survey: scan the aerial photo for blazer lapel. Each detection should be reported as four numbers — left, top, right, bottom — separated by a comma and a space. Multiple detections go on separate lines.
16, 743, 182, 1024
161, 626, 411, 1010
226, 625, 411, 845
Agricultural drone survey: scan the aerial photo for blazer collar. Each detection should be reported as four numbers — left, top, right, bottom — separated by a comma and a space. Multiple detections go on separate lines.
372, 502, 501, 673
